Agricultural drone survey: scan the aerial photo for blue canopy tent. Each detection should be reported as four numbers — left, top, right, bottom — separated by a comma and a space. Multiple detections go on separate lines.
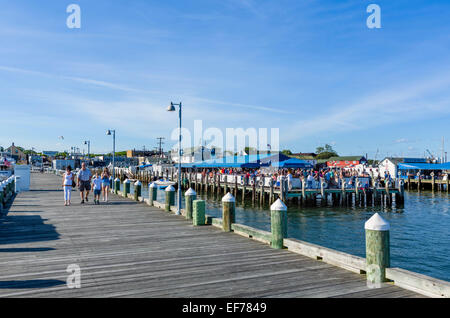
182, 153, 315, 169
270, 158, 313, 169
181, 154, 272, 169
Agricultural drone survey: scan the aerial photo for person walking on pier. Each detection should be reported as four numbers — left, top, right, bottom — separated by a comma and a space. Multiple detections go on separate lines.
62, 165, 74, 206
92, 172, 102, 205
101, 167, 110, 202
77, 162, 92, 204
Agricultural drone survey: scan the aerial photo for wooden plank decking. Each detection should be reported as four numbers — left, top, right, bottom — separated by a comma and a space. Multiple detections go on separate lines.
0, 173, 424, 298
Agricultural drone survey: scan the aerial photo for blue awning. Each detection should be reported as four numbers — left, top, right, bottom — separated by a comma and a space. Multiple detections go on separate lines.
181, 154, 272, 169
271, 158, 313, 169
181, 153, 315, 169
398, 162, 450, 170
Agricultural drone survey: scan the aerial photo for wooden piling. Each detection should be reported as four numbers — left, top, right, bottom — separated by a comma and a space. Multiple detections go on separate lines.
271, 199, 287, 249
365, 213, 390, 285
222, 193, 235, 232
185, 188, 196, 220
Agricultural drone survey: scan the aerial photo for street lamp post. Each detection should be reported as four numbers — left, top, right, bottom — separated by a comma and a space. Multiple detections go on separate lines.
84, 140, 90, 165
167, 102, 182, 215
107, 130, 116, 180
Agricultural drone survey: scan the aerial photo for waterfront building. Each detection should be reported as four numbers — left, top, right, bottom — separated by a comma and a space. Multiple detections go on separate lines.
378, 157, 427, 179
5, 143, 27, 163
326, 156, 367, 168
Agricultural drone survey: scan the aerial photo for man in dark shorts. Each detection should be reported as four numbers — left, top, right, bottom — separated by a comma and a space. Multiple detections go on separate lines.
77, 162, 92, 204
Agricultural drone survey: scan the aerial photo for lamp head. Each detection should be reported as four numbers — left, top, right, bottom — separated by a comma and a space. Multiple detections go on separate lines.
106, 130, 111, 136
167, 102, 176, 112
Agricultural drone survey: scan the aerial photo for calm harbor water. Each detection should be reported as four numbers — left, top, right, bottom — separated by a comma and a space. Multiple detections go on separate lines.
128, 184, 450, 282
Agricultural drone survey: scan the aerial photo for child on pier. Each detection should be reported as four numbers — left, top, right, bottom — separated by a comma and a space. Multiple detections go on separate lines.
92, 172, 103, 205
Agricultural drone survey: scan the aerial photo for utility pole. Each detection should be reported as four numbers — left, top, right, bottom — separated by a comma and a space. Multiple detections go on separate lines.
157, 137, 165, 156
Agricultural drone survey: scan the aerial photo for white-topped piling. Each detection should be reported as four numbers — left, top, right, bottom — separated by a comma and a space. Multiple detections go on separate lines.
271, 199, 288, 249
365, 213, 390, 286
165, 185, 175, 212
222, 192, 235, 232
185, 188, 196, 220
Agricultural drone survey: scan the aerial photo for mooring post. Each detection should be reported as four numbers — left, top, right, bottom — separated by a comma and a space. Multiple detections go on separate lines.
251, 177, 256, 204
242, 177, 246, 204
185, 188, 196, 220
431, 172, 435, 192
355, 178, 360, 203
165, 185, 175, 212
270, 198, 287, 249
397, 180, 405, 205
365, 213, 390, 286
193, 200, 205, 226
0, 183, 3, 213
114, 178, 120, 194
123, 179, 131, 197
133, 180, 142, 201
149, 182, 157, 206
222, 192, 235, 232
260, 180, 264, 205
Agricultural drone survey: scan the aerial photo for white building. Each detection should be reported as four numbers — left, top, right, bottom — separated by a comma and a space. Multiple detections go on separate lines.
53, 159, 75, 170
171, 146, 221, 164
378, 157, 427, 179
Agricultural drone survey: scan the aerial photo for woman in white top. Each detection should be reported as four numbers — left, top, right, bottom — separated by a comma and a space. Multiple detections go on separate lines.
62, 166, 74, 206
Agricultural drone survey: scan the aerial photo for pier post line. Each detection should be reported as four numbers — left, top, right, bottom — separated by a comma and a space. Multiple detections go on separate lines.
446, 174, 449, 193
269, 178, 274, 204
193, 199, 206, 226
417, 172, 421, 192
0, 183, 3, 213
301, 179, 306, 205
260, 179, 264, 205
242, 177, 246, 204
134, 180, 142, 201
383, 180, 390, 206
114, 178, 120, 195
217, 174, 221, 197
222, 192, 236, 232
123, 179, 131, 197
320, 179, 325, 198
234, 174, 238, 197
365, 213, 390, 286
185, 188, 196, 220
165, 185, 175, 212
355, 178, 360, 203
271, 198, 288, 249
149, 182, 157, 206
279, 176, 285, 202
431, 171, 435, 192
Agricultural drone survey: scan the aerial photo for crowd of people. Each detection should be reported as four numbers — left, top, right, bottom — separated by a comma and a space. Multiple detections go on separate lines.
194, 166, 377, 189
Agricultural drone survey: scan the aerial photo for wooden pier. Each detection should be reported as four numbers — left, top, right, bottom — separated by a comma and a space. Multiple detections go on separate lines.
0, 173, 428, 298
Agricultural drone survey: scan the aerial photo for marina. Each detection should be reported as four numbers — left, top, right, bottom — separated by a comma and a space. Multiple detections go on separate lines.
0, 172, 442, 298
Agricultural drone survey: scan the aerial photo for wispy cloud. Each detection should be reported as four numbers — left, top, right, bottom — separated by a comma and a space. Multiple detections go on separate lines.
0, 65, 142, 93
286, 73, 450, 140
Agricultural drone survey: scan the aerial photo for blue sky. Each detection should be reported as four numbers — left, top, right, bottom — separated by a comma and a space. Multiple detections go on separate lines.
0, 0, 449, 160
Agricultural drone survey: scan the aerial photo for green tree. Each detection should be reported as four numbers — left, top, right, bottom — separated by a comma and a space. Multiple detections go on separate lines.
315, 144, 338, 159
281, 149, 293, 155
